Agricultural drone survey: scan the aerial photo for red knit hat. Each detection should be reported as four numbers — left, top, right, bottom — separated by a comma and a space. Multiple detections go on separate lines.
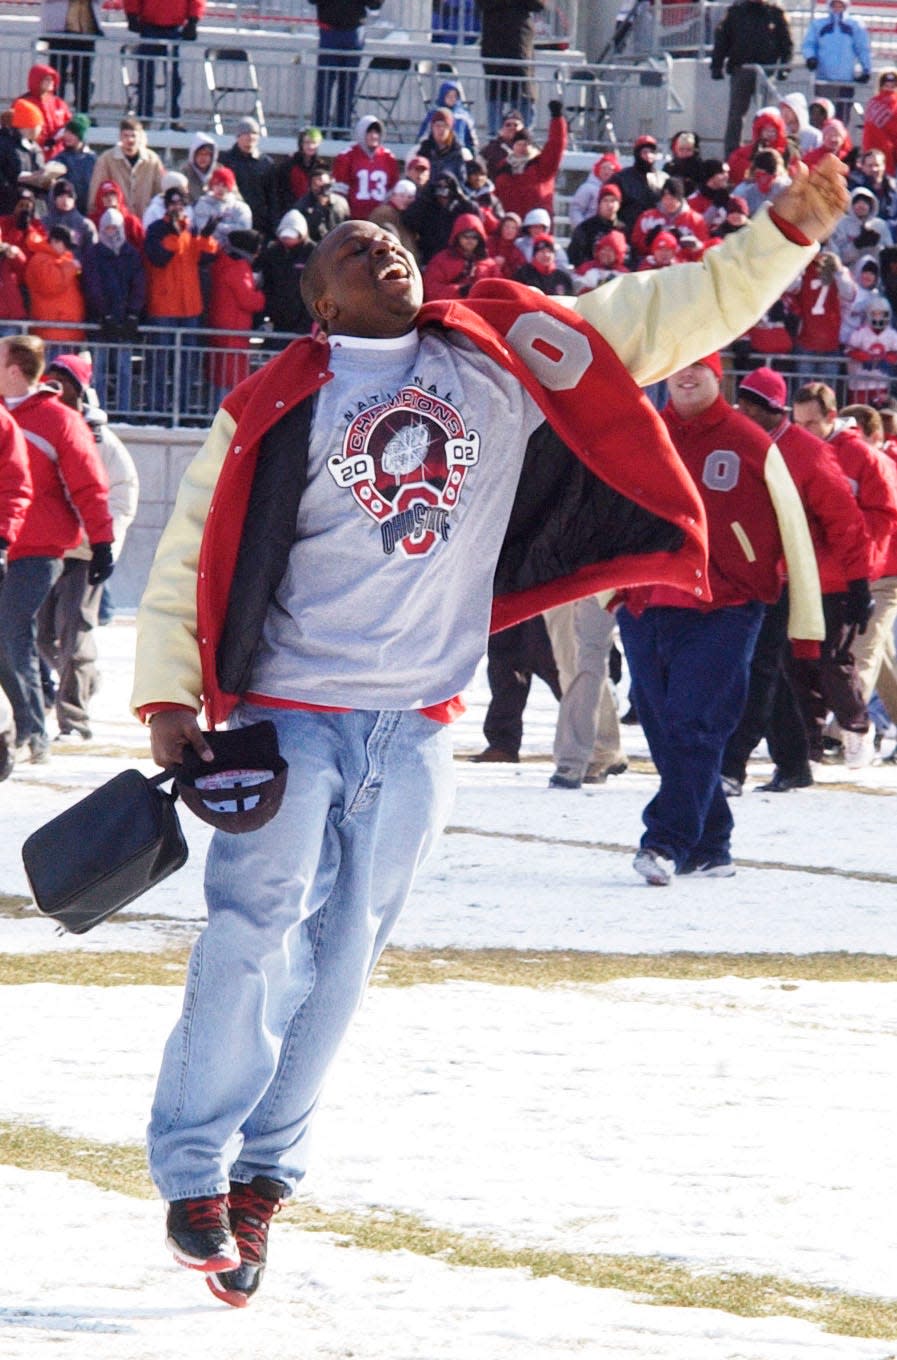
652, 231, 679, 251
738, 365, 787, 410
210, 166, 236, 190
599, 183, 622, 202
47, 352, 93, 395
698, 352, 722, 379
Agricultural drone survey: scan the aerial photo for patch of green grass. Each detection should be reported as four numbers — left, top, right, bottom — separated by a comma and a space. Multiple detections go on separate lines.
2, 947, 897, 989
1, 1121, 894, 1340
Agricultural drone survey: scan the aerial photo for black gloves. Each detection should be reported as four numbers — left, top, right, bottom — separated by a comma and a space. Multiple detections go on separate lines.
182, 16, 198, 40
845, 578, 874, 633
548, 99, 563, 119
126, 12, 140, 31
858, 69, 871, 83
776, 67, 790, 81
0, 540, 7, 588
710, 68, 724, 80
854, 227, 880, 249
199, 213, 221, 237
123, 312, 141, 341
805, 56, 818, 71
88, 542, 114, 587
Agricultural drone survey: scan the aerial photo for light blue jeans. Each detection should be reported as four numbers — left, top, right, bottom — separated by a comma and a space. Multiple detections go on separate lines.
147, 703, 455, 1201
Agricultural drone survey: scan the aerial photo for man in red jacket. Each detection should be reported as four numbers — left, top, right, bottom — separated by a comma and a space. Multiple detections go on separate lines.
492, 101, 567, 224
619, 353, 824, 884
791, 379, 897, 766
722, 365, 873, 791
0, 334, 112, 764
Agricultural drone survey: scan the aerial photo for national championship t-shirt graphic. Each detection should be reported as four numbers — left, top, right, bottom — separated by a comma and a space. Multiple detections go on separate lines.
327, 385, 480, 557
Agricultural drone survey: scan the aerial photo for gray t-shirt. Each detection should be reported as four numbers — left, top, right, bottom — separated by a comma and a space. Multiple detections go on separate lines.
249, 326, 544, 709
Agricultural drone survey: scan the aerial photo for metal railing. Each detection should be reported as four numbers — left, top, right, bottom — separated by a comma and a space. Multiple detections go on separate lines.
7, 319, 294, 426
25, 32, 680, 150
14, 319, 879, 430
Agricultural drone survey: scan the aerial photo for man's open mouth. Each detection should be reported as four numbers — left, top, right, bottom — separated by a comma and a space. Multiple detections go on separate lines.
377, 261, 410, 282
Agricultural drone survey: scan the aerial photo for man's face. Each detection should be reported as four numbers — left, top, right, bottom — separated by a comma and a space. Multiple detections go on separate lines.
54, 190, 75, 212
194, 145, 214, 171
502, 116, 522, 141
48, 369, 80, 409
431, 120, 450, 145
780, 104, 798, 135
467, 169, 486, 192
660, 190, 681, 216
120, 128, 138, 155
853, 197, 871, 220
667, 362, 719, 418
736, 393, 778, 432
237, 130, 258, 154
706, 168, 730, 191
0, 342, 18, 396
166, 196, 186, 220
301, 135, 319, 158
792, 399, 832, 438
62, 128, 80, 149
365, 126, 381, 151
532, 241, 555, 268
311, 221, 422, 338
597, 194, 619, 219
312, 175, 332, 200
863, 152, 885, 181
408, 164, 429, 187
637, 143, 657, 164
823, 125, 844, 151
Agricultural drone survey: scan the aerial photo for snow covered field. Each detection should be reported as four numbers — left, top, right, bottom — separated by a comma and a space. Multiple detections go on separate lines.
0, 618, 895, 1360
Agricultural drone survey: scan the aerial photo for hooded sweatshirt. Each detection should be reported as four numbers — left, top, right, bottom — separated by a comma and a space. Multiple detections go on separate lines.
332, 115, 400, 219
16, 64, 70, 157
179, 132, 219, 203
421, 213, 500, 302
416, 80, 478, 153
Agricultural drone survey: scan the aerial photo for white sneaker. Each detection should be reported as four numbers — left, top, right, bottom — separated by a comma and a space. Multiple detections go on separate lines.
633, 848, 675, 886
843, 727, 875, 770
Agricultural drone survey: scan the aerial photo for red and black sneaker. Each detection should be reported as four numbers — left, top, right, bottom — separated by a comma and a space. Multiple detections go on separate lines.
166, 1194, 240, 1272
206, 1176, 284, 1308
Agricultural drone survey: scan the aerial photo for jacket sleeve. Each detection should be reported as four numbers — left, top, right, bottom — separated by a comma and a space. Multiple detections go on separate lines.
56, 406, 113, 545
573, 207, 817, 387
764, 442, 825, 641
143, 221, 177, 267
131, 407, 236, 716
533, 114, 567, 183
98, 426, 140, 557
802, 440, 872, 581
0, 415, 32, 546
858, 447, 897, 575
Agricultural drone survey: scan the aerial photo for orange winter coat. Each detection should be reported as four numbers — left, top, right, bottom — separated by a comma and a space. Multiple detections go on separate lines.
24, 240, 85, 340
144, 222, 217, 319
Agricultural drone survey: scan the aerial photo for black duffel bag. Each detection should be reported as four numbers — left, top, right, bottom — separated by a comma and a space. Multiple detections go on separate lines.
21, 767, 188, 935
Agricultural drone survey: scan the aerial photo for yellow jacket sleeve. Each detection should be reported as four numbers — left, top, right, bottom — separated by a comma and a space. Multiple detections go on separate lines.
131, 407, 236, 717
763, 441, 825, 641
574, 208, 817, 387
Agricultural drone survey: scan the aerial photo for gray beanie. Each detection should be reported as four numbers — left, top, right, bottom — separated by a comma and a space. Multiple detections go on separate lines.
276, 209, 307, 240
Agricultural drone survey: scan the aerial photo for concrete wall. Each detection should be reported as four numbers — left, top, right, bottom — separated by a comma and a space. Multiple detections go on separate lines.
110, 426, 203, 611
